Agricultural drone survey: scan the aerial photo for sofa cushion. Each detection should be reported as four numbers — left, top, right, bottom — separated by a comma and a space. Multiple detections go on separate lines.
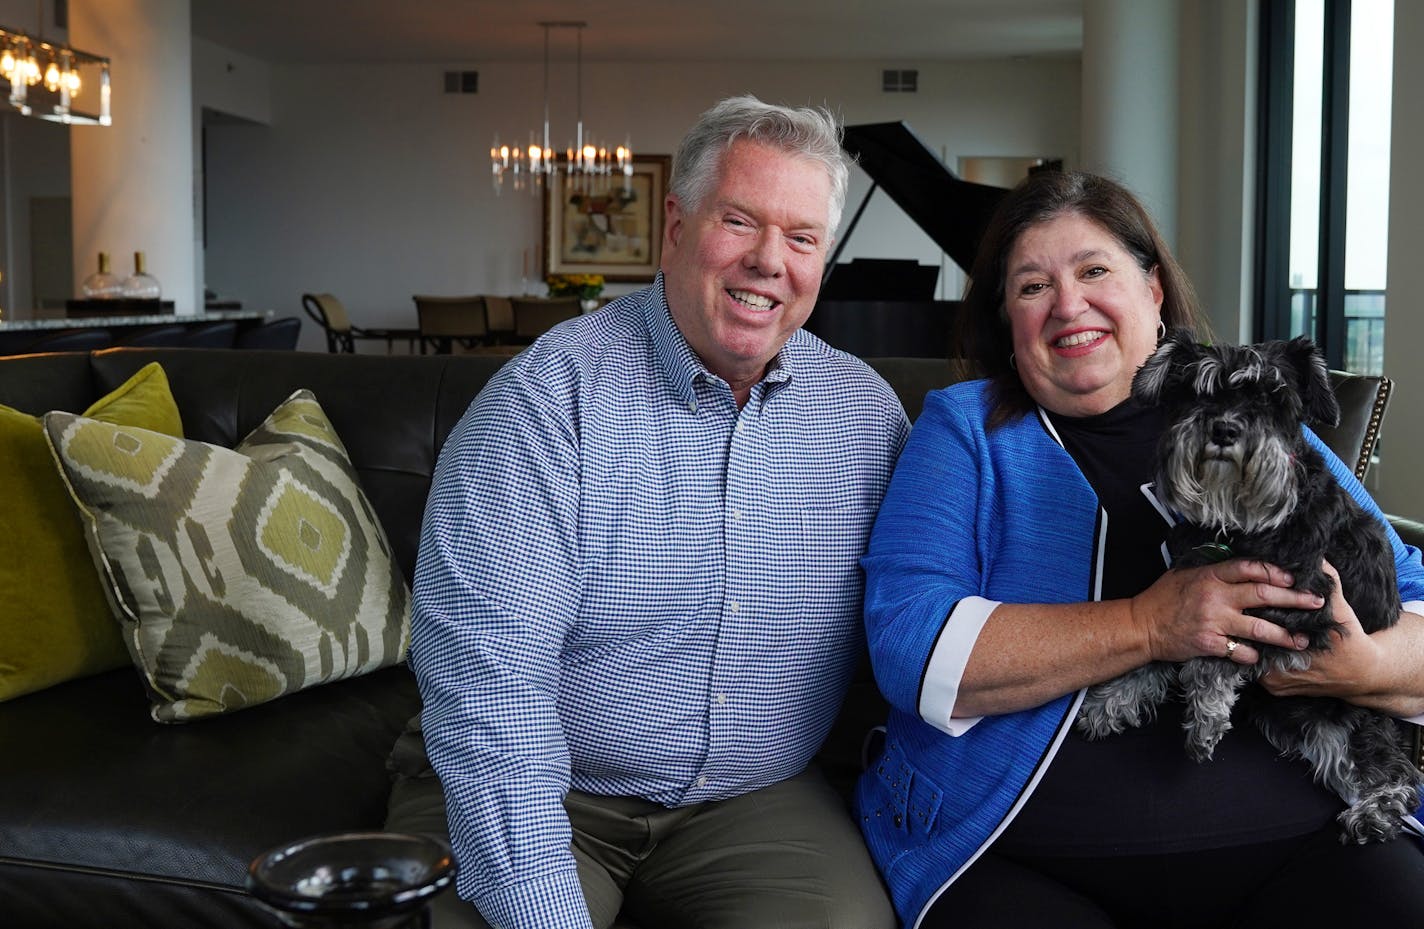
44, 388, 410, 722
0, 664, 421, 928
0, 361, 182, 702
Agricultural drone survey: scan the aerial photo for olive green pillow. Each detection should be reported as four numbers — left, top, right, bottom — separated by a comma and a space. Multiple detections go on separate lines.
43, 388, 410, 722
0, 362, 183, 701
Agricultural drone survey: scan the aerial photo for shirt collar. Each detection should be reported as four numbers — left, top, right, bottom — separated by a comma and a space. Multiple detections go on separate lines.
641, 271, 799, 409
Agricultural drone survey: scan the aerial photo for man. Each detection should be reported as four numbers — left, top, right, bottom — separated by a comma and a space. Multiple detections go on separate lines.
393, 95, 907, 929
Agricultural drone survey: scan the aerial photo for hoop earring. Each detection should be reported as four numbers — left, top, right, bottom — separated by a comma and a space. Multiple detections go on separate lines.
1157, 320, 1167, 340
1009, 353, 1017, 370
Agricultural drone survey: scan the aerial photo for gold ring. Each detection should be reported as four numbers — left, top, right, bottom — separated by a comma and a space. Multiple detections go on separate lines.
1225, 637, 1240, 656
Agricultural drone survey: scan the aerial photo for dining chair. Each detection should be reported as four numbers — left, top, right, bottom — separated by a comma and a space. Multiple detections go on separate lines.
509, 296, 581, 343
301, 293, 358, 352
116, 324, 190, 347
22, 328, 114, 353
483, 296, 516, 344
235, 316, 303, 350
412, 295, 487, 354
301, 293, 418, 353
180, 321, 240, 348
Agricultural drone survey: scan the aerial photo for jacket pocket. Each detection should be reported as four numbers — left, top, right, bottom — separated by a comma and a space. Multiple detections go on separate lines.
865, 739, 944, 838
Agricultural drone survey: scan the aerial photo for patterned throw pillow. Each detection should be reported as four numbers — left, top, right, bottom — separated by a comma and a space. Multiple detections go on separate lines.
43, 389, 410, 722
0, 362, 183, 702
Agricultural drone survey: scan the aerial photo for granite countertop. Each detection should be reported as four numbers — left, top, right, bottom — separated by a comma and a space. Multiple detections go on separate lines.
0, 309, 269, 331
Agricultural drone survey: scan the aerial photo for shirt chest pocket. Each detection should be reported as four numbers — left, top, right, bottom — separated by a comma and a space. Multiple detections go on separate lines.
786, 504, 876, 618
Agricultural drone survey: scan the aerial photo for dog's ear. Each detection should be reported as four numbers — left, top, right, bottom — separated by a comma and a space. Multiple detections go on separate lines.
1283, 335, 1341, 428
1132, 327, 1198, 405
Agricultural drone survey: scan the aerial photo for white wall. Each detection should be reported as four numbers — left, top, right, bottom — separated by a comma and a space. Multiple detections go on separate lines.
71, 0, 197, 314
192, 36, 271, 126
1377, 2, 1423, 519
1176, 0, 1256, 343
200, 54, 1080, 350
1081, 0, 1180, 241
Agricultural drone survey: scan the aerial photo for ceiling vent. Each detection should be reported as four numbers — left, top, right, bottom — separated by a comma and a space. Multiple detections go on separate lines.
443, 71, 478, 94
882, 69, 918, 93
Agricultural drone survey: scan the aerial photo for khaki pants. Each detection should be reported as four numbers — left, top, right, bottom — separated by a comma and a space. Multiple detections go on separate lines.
385, 718, 894, 929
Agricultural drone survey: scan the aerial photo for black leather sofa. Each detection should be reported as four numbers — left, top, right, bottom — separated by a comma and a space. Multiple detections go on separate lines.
0, 348, 960, 929
0, 347, 1414, 929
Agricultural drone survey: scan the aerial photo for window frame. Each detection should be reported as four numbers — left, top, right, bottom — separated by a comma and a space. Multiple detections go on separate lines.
1254, 0, 1355, 369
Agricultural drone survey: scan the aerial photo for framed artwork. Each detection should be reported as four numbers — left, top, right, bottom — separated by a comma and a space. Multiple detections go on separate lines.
544, 155, 670, 282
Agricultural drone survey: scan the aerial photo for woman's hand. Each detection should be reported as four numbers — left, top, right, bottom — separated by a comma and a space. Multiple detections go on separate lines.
1130, 558, 1317, 665
1259, 560, 1424, 717
957, 558, 1316, 718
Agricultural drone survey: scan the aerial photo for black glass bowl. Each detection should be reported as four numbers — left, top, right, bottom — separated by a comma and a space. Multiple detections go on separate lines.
247, 831, 456, 929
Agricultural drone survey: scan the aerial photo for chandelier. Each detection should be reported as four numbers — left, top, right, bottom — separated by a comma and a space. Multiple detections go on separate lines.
490, 22, 631, 195
0, 23, 110, 125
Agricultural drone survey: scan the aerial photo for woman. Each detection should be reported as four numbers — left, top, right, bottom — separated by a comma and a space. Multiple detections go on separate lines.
855, 170, 1424, 929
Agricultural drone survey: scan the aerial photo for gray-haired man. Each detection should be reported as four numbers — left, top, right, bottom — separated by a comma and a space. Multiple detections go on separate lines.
388, 95, 905, 929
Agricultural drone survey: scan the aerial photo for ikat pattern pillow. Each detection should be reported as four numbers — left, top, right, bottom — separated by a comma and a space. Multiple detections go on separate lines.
43, 389, 410, 722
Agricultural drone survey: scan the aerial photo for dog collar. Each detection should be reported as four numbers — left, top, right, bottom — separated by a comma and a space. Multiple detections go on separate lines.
1192, 540, 1235, 563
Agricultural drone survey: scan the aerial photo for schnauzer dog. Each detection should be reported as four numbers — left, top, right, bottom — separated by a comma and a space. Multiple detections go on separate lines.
1075, 330, 1422, 843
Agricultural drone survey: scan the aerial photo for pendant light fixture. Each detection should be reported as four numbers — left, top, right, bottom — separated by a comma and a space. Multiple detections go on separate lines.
0, 2, 110, 126
490, 22, 631, 195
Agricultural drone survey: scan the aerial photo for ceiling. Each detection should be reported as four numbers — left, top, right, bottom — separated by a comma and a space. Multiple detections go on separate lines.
190, 0, 1084, 65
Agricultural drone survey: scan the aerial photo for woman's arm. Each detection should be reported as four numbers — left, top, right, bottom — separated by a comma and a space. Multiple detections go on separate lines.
956, 559, 1317, 717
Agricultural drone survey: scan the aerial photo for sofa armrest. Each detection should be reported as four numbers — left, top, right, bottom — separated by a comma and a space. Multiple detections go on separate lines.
1389, 514, 1424, 553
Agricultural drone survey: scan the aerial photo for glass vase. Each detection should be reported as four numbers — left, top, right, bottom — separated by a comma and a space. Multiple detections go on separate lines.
81, 252, 123, 299
121, 250, 162, 300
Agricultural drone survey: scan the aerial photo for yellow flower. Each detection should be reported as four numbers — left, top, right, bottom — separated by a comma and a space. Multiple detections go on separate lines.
547, 273, 605, 300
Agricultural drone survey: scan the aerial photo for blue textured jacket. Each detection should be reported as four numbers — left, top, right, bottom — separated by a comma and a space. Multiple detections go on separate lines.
855, 379, 1424, 927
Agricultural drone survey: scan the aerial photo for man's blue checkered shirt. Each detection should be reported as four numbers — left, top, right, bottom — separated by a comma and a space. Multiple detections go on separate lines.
409, 275, 909, 928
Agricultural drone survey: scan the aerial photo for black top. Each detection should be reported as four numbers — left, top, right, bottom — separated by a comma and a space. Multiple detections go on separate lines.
994, 399, 1339, 856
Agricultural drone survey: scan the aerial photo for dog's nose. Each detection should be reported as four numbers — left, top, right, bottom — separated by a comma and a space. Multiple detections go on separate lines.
1210, 419, 1241, 446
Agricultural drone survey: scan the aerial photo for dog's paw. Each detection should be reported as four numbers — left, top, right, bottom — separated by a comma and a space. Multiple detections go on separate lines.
1338, 805, 1403, 844
1077, 668, 1172, 740
1182, 712, 1231, 762
1075, 707, 1126, 740
1186, 733, 1222, 763
1076, 694, 1157, 740
1337, 784, 1415, 844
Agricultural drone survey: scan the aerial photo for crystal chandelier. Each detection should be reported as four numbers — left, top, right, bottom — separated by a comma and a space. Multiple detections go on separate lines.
490, 22, 632, 195
0, 22, 110, 125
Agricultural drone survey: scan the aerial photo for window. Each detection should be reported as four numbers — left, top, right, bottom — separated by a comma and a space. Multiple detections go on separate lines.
1255, 0, 1393, 374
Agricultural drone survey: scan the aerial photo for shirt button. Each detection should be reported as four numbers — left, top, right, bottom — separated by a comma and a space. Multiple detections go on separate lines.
688, 400, 697, 413
735, 420, 744, 431
729, 600, 740, 613
696, 775, 708, 787
731, 508, 742, 521
714, 693, 727, 705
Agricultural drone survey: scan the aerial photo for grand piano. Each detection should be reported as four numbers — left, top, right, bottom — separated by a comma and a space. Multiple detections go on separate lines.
805, 121, 1012, 358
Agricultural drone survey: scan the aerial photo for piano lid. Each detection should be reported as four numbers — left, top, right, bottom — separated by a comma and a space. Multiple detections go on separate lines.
840, 121, 1010, 273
